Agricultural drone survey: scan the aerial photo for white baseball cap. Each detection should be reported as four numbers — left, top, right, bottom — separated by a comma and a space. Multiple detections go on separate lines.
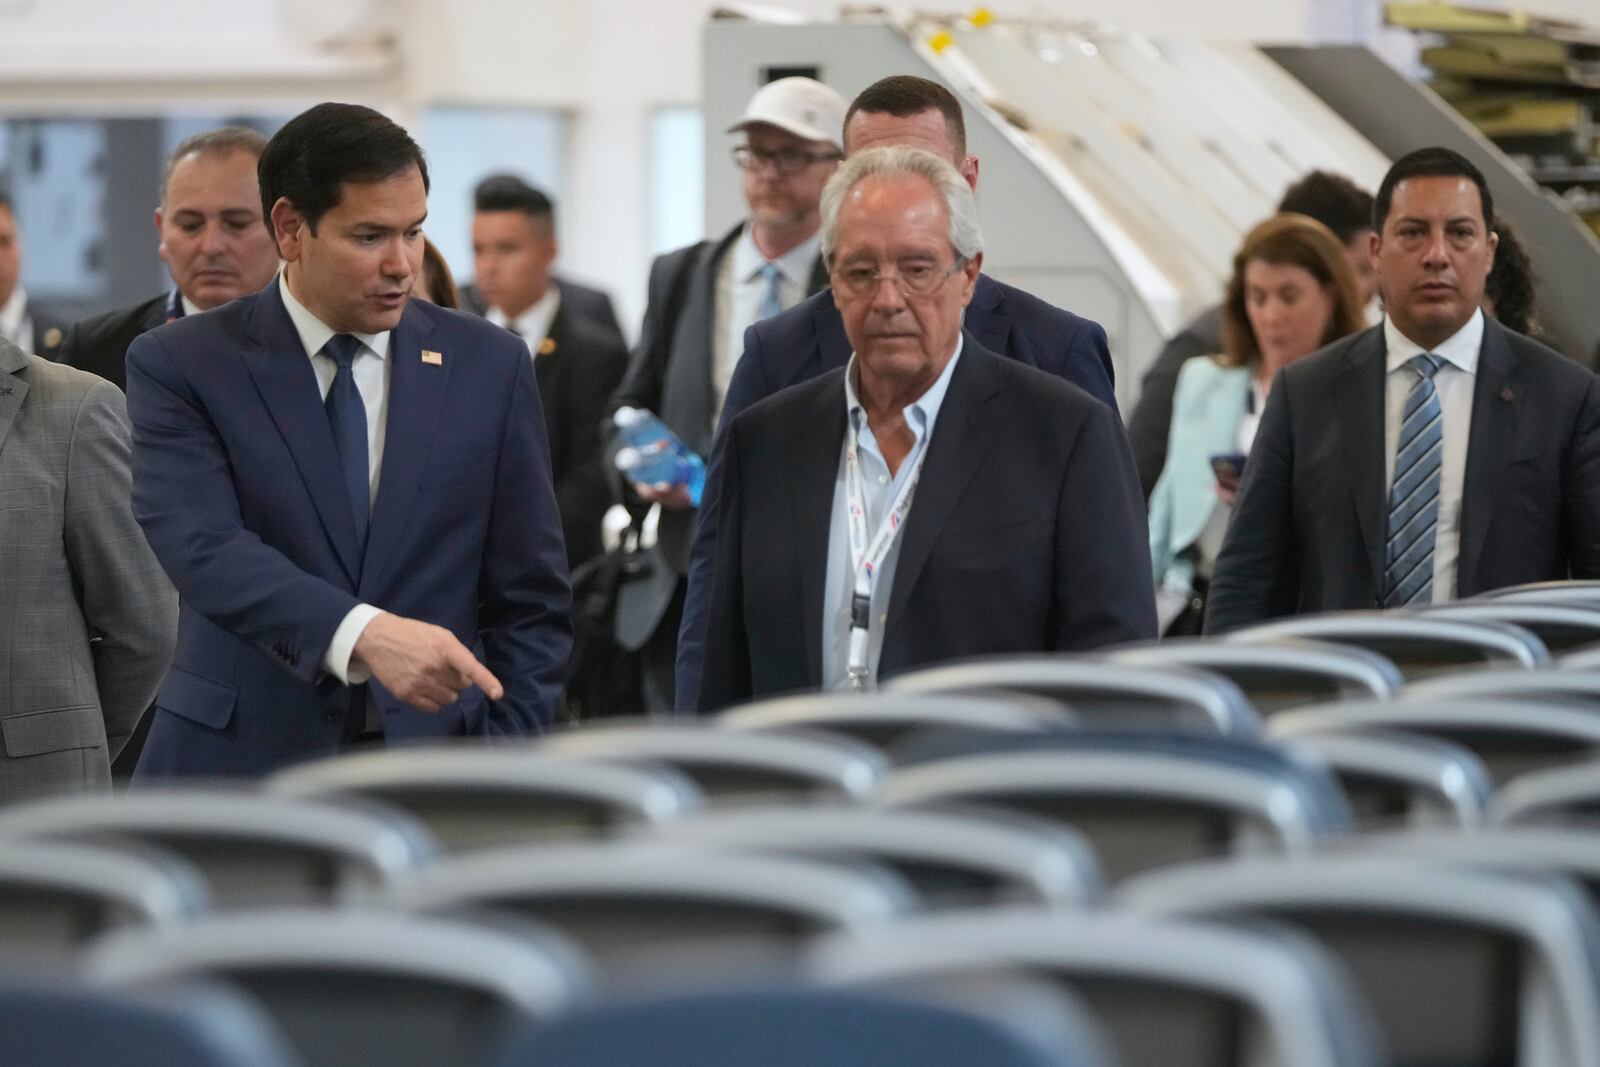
727, 77, 848, 150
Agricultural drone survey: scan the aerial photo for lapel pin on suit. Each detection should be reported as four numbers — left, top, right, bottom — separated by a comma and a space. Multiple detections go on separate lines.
1500, 385, 1514, 402
421, 349, 443, 366
537, 337, 557, 356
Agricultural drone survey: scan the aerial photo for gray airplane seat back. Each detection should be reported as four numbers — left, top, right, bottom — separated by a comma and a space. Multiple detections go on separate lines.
536, 720, 889, 807
394, 843, 916, 987
1124, 856, 1600, 1067
1110, 638, 1405, 715
86, 909, 586, 1067
1479, 581, 1600, 610
643, 803, 1105, 909
0, 840, 208, 963
886, 657, 1262, 736
0, 790, 437, 908
810, 909, 1384, 1067
267, 748, 703, 853
1495, 760, 1600, 833
1271, 698, 1600, 788
1278, 731, 1492, 831
1423, 603, 1600, 655
1229, 614, 1550, 681
880, 732, 1351, 883
717, 691, 1077, 751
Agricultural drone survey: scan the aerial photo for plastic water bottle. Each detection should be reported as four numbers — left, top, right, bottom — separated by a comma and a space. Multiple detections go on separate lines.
613, 407, 706, 507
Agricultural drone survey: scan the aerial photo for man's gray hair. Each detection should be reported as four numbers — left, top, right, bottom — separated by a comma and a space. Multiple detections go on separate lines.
821, 146, 983, 263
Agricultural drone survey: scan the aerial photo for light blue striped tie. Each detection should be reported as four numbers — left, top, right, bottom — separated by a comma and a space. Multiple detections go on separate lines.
756, 262, 784, 321
1384, 352, 1446, 607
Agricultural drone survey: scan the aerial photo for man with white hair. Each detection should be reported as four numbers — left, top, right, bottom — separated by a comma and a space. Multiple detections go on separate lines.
697, 148, 1155, 709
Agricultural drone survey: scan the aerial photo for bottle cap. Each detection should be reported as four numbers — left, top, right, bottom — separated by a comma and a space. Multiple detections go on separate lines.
614, 447, 641, 471
614, 406, 643, 427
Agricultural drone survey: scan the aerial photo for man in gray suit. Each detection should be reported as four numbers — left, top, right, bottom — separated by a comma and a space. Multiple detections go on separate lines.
0, 336, 176, 802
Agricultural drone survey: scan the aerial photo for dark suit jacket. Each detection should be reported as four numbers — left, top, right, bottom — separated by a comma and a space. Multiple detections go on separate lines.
55, 293, 171, 391
722, 274, 1117, 418
1205, 319, 1600, 634
606, 223, 829, 651
461, 275, 623, 344
536, 303, 629, 567
126, 283, 572, 777
699, 333, 1156, 711
1127, 304, 1222, 500
23, 300, 68, 361
676, 275, 1124, 709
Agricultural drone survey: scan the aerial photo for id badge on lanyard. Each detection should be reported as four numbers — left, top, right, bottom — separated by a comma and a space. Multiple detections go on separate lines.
843, 422, 925, 690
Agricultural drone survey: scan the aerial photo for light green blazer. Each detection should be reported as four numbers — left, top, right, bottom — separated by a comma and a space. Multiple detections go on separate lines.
1147, 356, 1250, 593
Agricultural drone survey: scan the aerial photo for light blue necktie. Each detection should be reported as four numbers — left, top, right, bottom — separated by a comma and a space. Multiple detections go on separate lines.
1383, 352, 1445, 607
756, 262, 784, 321
322, 333, 369, 554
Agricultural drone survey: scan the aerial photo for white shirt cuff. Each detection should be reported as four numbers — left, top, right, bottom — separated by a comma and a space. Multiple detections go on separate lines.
323, 604, 384, 684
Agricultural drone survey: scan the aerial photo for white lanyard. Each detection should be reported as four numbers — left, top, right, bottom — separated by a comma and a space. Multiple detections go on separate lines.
843, 416, 926, 690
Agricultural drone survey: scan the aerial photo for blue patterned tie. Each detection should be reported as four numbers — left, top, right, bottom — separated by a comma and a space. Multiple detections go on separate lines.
1384, 353, 1445, 607
757, 262, 784, 321
322, 333, 369, 553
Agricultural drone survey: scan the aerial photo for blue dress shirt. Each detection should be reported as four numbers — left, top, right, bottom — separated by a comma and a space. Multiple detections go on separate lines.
821, 337, 963, 689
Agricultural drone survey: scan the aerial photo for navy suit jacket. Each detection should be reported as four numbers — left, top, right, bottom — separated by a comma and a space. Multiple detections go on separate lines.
699, 332, 1154, 710
676, 274, 1123, 709
126, 283, 572, 777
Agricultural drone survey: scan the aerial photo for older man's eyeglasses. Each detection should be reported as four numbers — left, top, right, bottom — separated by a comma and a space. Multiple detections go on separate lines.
833, 257, 966, 297
732, 145, 842, 176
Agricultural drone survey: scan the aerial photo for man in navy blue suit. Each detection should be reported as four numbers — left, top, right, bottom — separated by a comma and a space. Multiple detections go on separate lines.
127, 103, 571, 777
675, 75, 1126, 709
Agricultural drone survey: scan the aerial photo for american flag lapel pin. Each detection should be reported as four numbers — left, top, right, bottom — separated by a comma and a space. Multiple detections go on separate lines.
421, 349, 443, 365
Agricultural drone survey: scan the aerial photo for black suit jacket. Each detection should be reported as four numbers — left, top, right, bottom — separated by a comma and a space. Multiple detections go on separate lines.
23, 300, 68, 362
535, 303, 629, 567
722, 275, 1118, 416
56, 293, 170, 391
699, 333, 1156, 710
1127, 304, 1222, 500
461, 275, 623, 344
1206, 319, 1600, 634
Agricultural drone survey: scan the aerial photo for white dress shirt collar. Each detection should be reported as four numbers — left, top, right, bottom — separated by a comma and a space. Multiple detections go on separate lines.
1384, 308, 1484, 376
278, 270, 391, 362
0, 285, 28, 345
732, 225, 821, 287
843, 334, 965, 432
487, 284, 562, 351
179, 292, 205, 320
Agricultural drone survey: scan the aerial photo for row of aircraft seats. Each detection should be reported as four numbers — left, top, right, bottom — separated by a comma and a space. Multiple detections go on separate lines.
7, 581, 1600, 1066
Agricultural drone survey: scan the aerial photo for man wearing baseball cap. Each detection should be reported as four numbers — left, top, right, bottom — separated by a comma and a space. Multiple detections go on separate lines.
608, 76, 847, 710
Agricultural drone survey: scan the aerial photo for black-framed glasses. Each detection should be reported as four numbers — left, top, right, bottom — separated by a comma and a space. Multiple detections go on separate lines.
732, 144, 842, 176
832, 257, 967, 297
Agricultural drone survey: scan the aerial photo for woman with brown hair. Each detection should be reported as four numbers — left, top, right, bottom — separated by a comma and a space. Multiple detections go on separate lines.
416, 237, 461, 309
1148, 213, 1367, 634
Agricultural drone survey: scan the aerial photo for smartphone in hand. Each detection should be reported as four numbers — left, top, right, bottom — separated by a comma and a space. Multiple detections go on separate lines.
1209, 452, 1247, 489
